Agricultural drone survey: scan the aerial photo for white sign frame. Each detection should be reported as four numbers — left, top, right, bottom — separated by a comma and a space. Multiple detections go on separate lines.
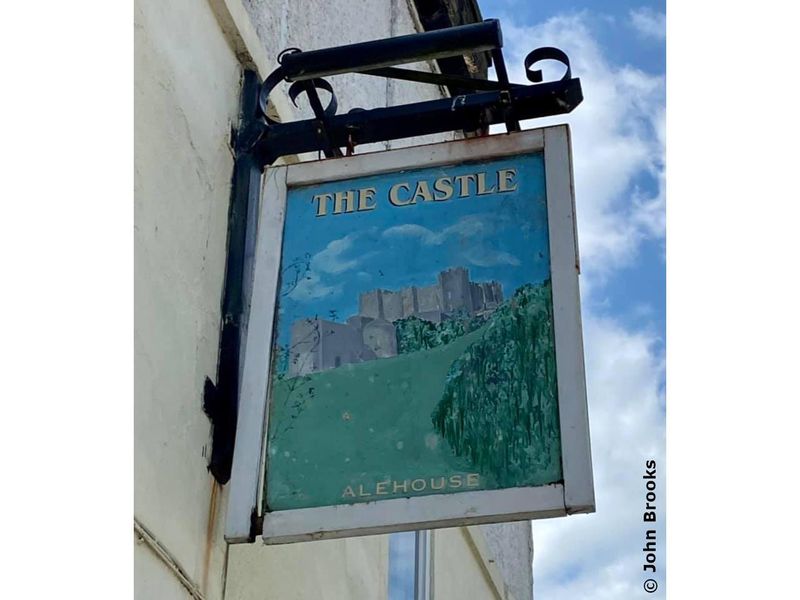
225, 125, 594, 544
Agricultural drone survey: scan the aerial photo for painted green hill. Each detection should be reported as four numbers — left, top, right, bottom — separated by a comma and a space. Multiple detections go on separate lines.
265, 325, 487, 511
264, 279, 563, 512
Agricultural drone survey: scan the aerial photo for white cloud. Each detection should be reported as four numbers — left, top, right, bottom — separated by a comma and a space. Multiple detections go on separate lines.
464, 248, 520, 267
533, 314, 666, 599
629, 8, 666, 41
383, 223, 441, 245
382, 214, 492, 246
287, 270, 341, 302
382, 214, 520, 267
310, 232, 361, 274
286, 233, 362, 302
500, 13, 666, 287
489, 11, 666, 598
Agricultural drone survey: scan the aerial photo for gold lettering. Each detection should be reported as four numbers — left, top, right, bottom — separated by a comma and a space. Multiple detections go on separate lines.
433, 177, 454, 201
476, 172, 497, 195
357, 187, 377, 212
389, 182, 413, 206
411, 180, 434, 203
454, 174, 476, 198
411, 181, 433, 202
376, 481, 390, 495
393, 479, 409, 493
467, 473, 480, 487
313, 193, 332, 217
498, 168, 518, 192
342, 486, 356, 498
430, 477, 446, 490
411, 479, 426, 492
358, 484, 372, 497
333, 190, 356, 214
449, 475, 463, 488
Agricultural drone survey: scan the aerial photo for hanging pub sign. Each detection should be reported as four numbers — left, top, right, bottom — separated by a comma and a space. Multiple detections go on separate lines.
225, 126, 594, 544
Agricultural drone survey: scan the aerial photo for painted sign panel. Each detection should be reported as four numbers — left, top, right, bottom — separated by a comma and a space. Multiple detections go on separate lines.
266, 152, 561, 511
225, 126, 593, 544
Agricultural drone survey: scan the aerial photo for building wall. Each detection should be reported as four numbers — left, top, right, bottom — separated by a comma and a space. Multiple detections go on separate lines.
363, 319, 398, 358
134, 0, 240, 597
433, 525, 533, 600
242, 0, 452, 152
402, 286, 420, 315
433, 528, 504, 600
382, 290, 406, 322
135, 535, 197, 600
417, 283, 443, 313
135, 1, 533, 599
480, 522, 535, 600
225, 537, 389, 599
358, 268, 500, 324
320, 320, 371, 370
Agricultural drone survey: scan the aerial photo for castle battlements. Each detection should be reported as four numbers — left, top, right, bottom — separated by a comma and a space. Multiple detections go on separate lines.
287, 267, 502, 376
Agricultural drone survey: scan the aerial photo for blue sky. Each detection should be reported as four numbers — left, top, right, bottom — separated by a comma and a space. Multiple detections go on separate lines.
276, 3, 666, 597
485, 0, 665, 75
478, 1, 666, 598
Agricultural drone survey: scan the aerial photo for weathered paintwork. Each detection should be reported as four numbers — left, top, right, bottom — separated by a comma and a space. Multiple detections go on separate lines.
264, 152, 563, 511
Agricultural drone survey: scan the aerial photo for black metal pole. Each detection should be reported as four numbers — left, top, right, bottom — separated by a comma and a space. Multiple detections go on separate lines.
255, 78, 582, 165
279, 19, 502, 81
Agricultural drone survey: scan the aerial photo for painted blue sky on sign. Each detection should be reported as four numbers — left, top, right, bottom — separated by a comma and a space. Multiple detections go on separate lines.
275, 153, 550, 348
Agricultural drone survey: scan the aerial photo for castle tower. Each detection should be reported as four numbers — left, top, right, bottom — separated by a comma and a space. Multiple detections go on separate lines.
359, 289, 384, 319
380, 290, 404, 322
438, 267, 473, 315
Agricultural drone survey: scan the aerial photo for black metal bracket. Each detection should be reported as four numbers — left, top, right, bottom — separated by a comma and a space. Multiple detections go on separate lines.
205, 69, 262, 484
243, 20, 581, 165
206, 19, 582, 485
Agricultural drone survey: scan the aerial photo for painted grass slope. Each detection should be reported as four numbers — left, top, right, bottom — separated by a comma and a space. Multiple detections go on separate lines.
265, 280, 562, 511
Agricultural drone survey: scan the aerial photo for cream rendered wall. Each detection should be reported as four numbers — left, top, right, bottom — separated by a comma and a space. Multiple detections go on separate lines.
433, 528, 505, 600
225, 536, 388, 599
135, 0, 241, 597
242, 0, 450, 152
481, 522, 534, 600
135, 530, 196, 600
136, 1, 532, 599
135, 1, 438, 598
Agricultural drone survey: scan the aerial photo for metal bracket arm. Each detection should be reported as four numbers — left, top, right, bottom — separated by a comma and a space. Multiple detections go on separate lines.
254, 77, 581, 165
248, 22, 581, 163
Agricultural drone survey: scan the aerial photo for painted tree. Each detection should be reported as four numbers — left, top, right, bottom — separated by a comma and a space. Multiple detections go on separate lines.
431, 281, 562, 487
394, 314, 485, 354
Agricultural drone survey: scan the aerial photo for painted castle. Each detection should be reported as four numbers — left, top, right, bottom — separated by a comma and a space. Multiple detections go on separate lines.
287, 267, 503, 376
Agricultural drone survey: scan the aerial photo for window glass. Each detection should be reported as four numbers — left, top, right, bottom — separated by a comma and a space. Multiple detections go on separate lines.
388, 531, 416, 600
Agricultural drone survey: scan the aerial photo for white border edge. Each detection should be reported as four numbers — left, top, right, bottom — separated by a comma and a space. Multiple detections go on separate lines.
262, 485, 566, 545
545, 125, 595, 514
225, 166, 287, 542
285, 129, 545, 187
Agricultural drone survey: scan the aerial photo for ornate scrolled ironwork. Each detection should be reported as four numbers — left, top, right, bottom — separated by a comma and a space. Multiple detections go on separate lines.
287, 78, 338, 118
523, 47, 572, 83
258, 45, 575, 126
